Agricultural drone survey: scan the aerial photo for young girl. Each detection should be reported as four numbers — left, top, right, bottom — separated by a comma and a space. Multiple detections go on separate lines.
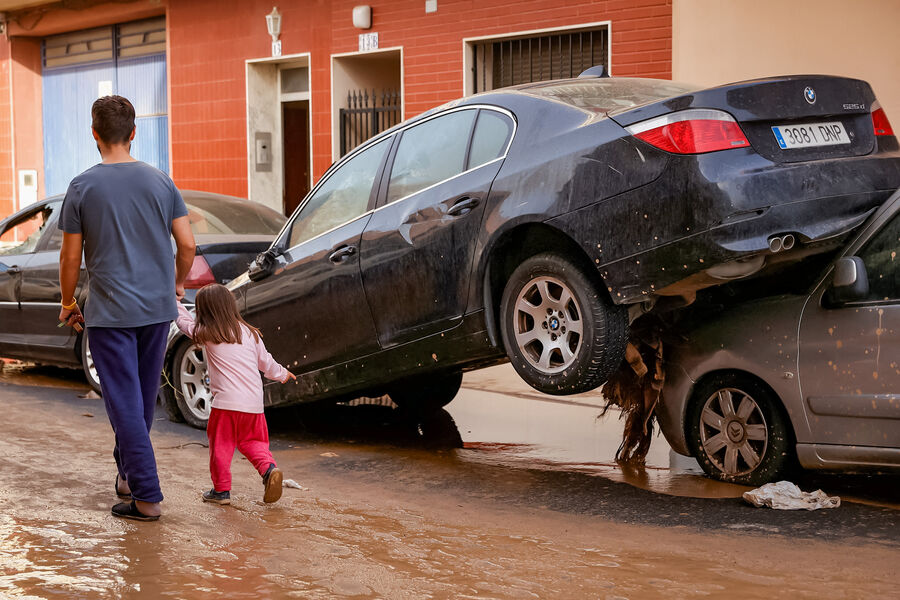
175, 283, 296, 505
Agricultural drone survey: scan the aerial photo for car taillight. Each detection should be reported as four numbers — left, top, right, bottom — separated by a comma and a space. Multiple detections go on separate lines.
871, 101, 894, 136
625, 109, 750, 154
184, 255, 216, 289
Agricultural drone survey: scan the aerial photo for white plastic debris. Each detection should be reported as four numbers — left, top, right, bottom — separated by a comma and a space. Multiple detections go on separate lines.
743, 481, 840, 510
282, 478, 308, 491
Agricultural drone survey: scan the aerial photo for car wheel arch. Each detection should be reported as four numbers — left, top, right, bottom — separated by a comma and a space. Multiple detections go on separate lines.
481, 222, 613, 347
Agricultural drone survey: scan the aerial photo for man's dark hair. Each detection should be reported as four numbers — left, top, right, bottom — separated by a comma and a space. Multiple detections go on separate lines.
91, 95, 136, 145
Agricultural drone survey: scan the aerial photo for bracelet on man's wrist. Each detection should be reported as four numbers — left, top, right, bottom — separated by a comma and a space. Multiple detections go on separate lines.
61, 298, 78, 310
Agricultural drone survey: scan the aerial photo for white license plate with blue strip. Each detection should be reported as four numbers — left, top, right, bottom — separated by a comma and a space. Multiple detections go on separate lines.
772, 122, 849, 149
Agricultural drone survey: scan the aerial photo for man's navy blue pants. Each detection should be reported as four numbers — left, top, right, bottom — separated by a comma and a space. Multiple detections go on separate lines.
89, 322, 168, 503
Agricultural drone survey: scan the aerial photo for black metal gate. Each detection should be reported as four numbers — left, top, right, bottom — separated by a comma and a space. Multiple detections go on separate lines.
339, 89, 401, 156
471, 27, 609, 94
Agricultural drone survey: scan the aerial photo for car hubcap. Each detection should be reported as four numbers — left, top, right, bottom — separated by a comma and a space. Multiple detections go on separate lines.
513, 276, 583, 374
84, 343, 100, 387
699, 387, 768, 476
179, 345, 213, 420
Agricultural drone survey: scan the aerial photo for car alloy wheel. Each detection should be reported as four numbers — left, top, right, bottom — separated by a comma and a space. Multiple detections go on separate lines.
686, 373, 793, 486
699, 387, 768, 477
174, 341, 213, 427
513, 276, 583, 374
80, 331, 102, 395
499, 253, 627, 395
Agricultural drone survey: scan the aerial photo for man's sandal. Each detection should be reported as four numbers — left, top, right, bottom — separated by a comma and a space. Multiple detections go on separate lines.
111, 500, 160, 522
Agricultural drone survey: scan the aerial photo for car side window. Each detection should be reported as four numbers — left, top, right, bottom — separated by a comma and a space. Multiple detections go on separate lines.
467, 110, 513, 169
0, 204, 58, 256
386, 110, 477, 203
40, 203, 64, 252
288, 138, 389, 249
857, 212, 899, 302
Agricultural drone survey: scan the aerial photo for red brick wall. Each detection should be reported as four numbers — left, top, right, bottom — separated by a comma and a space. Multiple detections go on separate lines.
0, 39, 13, 218
156, 0, 672, 197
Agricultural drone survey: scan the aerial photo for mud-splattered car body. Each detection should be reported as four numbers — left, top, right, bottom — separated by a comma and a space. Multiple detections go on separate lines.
660, 190, 900, 482
162, 73, 900, 426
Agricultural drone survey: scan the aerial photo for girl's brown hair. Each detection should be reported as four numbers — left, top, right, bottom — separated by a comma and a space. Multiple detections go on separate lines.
191, 283, 261, 345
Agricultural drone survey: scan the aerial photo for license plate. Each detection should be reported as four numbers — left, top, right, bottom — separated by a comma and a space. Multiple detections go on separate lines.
771, 122, 849, 149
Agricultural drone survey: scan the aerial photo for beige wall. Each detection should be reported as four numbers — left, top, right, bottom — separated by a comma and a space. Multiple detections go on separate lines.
673, 0, 900, 123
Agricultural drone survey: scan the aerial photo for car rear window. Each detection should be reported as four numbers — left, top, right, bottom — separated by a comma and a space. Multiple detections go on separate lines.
520, 78, 699, 115
183, 195, 286, 236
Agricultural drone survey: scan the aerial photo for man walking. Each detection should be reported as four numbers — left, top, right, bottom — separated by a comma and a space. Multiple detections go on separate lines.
58, 95, 196, 521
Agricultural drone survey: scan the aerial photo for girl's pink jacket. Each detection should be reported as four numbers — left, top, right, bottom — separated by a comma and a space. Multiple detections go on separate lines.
175, 303, 289, 414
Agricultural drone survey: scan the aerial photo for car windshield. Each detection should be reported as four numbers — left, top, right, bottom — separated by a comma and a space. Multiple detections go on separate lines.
183, 194, 286, 236
520, 78, 699, 115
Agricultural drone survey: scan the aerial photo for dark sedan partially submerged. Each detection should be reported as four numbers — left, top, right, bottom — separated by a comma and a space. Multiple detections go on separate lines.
160, 72, 900, 426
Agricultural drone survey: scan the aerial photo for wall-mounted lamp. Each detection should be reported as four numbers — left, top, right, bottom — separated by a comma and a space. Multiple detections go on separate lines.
266, 7, 282, 42
352, 5, 372, 30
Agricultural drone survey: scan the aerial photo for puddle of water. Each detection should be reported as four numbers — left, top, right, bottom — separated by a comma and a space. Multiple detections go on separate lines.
449, 377, 750, 500
0, 361, 90, 391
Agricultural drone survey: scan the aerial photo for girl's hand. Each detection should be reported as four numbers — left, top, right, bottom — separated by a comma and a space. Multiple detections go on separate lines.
281, 371, 296, 384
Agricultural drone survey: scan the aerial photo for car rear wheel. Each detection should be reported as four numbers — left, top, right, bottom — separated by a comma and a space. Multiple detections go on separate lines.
499, 253, 627, 395
389, 371, 463, 414
170, 340, 213, 429
79, 331, 102, 395
686, 373, 793, 486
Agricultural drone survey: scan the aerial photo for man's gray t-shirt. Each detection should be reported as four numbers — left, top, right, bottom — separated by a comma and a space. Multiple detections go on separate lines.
59, 161, 188, 328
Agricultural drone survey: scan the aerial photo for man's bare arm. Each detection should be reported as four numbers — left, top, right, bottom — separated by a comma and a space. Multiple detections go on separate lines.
58, 232, 84, 327
172, 215, 196, 300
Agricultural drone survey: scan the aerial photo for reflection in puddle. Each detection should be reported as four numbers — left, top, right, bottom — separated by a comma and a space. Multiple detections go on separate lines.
0, 361, 89, 391
449, 383, 751, 500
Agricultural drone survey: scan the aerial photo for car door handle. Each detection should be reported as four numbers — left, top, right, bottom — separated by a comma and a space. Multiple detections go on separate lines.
329, 245, 357, 263
447, 197, 480, 217
4, 265, 21, 275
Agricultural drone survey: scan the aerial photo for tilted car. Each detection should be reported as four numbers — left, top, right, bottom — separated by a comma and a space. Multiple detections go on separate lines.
0, 192, 285, 392
658, 190, 900, 485
161, 72, 900, 428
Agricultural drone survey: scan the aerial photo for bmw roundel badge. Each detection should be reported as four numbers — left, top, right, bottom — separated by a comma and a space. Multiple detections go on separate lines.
804, 86, 816, 104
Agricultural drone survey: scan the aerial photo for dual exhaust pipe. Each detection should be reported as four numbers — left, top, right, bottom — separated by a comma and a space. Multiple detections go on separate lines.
768, 233, 795, 253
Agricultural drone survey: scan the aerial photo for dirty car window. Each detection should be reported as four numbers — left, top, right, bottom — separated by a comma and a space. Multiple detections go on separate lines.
0, 204, 57, 256
467, 110, 513, 169
387, 110, 476, 203
857, 213, 900, 302
183, 195, 285, 236
289, 138, 389, 248
520, 78, 698, 115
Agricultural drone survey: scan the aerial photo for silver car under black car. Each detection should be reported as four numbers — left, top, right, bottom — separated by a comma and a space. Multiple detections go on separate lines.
659, 190, 900, 485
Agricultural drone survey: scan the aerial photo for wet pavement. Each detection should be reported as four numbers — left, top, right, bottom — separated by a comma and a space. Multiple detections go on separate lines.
0, 362, 898, 598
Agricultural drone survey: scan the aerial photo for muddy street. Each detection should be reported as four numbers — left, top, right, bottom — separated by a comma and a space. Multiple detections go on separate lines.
0, 363, 898, 599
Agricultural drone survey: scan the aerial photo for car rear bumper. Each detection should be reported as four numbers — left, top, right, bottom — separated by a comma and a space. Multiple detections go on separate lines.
547, 146, 900, 304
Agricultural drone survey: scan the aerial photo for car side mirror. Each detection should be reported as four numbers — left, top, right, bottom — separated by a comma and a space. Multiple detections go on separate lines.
827, 256, 869, 304
248, 249, 278, 282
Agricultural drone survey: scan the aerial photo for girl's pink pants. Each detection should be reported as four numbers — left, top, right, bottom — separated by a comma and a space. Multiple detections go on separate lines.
207, 407, 276, 492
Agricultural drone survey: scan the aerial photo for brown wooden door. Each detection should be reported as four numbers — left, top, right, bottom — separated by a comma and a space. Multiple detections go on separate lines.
282, 101, 310, 217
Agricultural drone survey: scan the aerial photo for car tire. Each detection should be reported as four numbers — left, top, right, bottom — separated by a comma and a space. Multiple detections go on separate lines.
79, 331, 102, 395
499, 252, 627, 395
686, 373, 793, 486
389, 371, 463, 414
170, 339, 213, 429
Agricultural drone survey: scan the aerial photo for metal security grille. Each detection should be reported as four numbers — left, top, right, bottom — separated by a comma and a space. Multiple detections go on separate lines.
43, 17, 165, 68
471, 27, 609, 94
339, 89, 401, 156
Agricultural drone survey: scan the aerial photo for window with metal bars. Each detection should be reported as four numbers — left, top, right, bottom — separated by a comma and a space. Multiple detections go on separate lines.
470, 26, 609, 94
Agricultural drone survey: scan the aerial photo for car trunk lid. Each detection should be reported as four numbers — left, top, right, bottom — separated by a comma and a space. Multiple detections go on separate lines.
611, 75, 879, 163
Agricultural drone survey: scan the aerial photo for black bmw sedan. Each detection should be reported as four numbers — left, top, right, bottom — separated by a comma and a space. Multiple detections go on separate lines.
0, 191, 285, 393
160, 73, 900, 427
